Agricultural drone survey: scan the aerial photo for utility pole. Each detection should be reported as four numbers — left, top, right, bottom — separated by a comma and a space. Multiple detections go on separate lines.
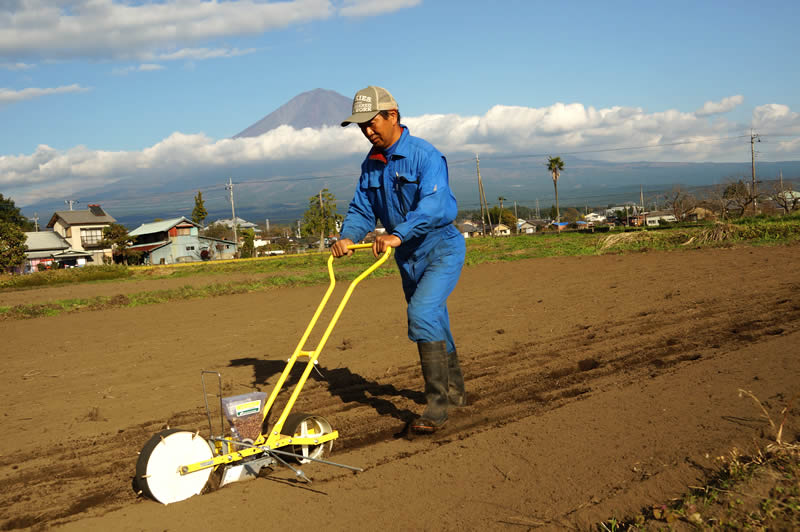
751, 130, 760, 214
535, 198, 541, 219
513, 201, 518, 234
318, 189, 325, 252
476, 154, 492, 237
640, 185, 645, 226
226, 178, 238, 248
64, 199, 79, 211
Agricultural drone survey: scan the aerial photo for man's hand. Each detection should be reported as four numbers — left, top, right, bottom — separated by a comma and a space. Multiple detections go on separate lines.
330, 238, 355, 258
372, 234, 402, 258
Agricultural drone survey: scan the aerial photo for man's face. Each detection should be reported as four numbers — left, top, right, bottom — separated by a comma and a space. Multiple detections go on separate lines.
359, 111, 397, 150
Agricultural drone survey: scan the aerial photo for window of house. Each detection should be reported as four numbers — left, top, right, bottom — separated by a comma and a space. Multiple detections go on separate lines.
186, 246, 195, 251
80, 228, 103, 246
176, 227, 191, 236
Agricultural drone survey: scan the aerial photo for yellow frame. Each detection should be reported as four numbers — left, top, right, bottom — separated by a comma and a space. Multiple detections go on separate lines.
181, 244, 392, 475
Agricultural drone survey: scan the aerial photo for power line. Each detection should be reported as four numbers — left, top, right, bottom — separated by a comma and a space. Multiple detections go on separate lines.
448, 134, 753, 165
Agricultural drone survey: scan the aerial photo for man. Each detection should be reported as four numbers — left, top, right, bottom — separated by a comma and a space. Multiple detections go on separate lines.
331, 86, 466, 434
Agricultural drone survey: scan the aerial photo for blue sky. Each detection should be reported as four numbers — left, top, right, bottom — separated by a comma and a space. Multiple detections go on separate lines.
2, 0, 800, 207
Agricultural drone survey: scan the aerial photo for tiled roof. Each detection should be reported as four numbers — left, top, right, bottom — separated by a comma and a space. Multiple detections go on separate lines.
47, 206, 116, 227
24, 231, 70, 252
129, 217, 198, 237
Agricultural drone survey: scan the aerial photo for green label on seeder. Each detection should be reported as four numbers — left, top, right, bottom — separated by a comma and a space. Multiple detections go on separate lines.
235, 400, 261, 417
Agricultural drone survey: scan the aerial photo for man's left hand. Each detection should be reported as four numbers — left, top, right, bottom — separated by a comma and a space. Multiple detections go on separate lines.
373, 234, 402, 257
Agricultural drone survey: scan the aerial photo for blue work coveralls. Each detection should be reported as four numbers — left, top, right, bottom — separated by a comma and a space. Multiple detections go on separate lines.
339, 126, 465, 353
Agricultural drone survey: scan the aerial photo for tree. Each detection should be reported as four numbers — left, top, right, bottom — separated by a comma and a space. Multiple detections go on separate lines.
562, 207, 581, 222
101, 223, 136, 264
0, 194, 33, 230
546, 156, 565, 223
0, 221, 27, 272
487, 206, 516, 228
722, 179, 757, 217
770, 181, 800, 215
548, 204, 559, 221
239, 228, 255, 258
301, 188, 342, 252
663, 186, 697, 221
192, 191, 208, 226
202, 223, 232, 241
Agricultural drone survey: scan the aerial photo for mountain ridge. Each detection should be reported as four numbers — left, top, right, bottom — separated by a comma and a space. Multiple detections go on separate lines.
233, 88, 351, 138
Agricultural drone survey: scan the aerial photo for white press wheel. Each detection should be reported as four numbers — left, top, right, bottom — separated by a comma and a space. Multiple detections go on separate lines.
136, 429, 213, 505
283, 413, 333, 464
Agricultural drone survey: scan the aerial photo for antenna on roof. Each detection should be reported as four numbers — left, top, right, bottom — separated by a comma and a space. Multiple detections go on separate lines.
65, 199, 80, 211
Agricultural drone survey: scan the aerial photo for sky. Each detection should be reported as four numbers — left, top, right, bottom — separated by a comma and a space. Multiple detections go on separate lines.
2, 0, 800, 210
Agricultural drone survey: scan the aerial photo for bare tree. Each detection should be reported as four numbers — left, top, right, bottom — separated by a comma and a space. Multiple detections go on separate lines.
705, 184, 733, 221
663, 186, 697, 221
721, 178, 758, 217
769, 180, 800, 215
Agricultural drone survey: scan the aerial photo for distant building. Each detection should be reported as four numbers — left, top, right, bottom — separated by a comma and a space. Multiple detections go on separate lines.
129, 217, 237, 265
457, 222, 480, 238
491, 223, 512, 236
584, 212, 607, 224
16, 231, 93, 273
644, 211, 678, 227
47, 204, 116, 264
210, 217, 261, 232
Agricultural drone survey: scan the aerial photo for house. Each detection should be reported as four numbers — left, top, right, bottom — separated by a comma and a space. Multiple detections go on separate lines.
457, 222, 480, 238
491, 223, 512, 236
47, 204, 116, 264
644, 211, 678, 227
210, 217, 261, 232
517, 221, 537, 234
584, 212, 607, 224
128, 217, 237, 265
16, 231, 93, 273
686, 207, 716, 222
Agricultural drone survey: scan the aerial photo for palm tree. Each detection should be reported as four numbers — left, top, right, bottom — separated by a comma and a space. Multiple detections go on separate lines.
546, 156, 565, 224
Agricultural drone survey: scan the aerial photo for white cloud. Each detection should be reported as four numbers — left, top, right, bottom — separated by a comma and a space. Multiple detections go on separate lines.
138, 63, 165, 72
0, 0, 333, 61
112, 63, 166, 75
337, 0, 422, 17
0, 83, 89, 104
4, 99, 800, 206
0, 61, 34, 70
695, 95, 744, 117
153, 47, 256, 61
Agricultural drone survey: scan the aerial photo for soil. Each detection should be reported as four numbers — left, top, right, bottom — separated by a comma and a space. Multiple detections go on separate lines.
1, 244, 798, 531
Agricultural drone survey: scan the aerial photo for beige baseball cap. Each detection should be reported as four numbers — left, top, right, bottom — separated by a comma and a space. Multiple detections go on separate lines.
341, 86, 398, 126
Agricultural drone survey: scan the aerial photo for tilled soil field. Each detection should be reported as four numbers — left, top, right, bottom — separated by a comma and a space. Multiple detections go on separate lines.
1, 244, 799, 530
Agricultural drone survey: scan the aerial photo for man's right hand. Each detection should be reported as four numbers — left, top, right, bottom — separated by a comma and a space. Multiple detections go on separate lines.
330, 238, 355, 258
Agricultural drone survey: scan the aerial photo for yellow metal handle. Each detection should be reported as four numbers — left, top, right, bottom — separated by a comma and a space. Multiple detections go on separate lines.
346, 243, 375, 251
258, 245, 392, 445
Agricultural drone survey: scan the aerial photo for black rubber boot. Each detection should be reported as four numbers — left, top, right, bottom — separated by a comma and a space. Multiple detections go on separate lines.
410, 341, 449, 434
447, 349, 467, 407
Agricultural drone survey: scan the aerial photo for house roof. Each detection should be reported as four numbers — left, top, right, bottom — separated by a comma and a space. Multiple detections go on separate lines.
24, 231, 71, 252
211, 217, 259, 229
47, 205, 116, 227
129, 216, 199, 237
53, 249, 93, 259
128, 241, 170, 253
199, 236, 236, 245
